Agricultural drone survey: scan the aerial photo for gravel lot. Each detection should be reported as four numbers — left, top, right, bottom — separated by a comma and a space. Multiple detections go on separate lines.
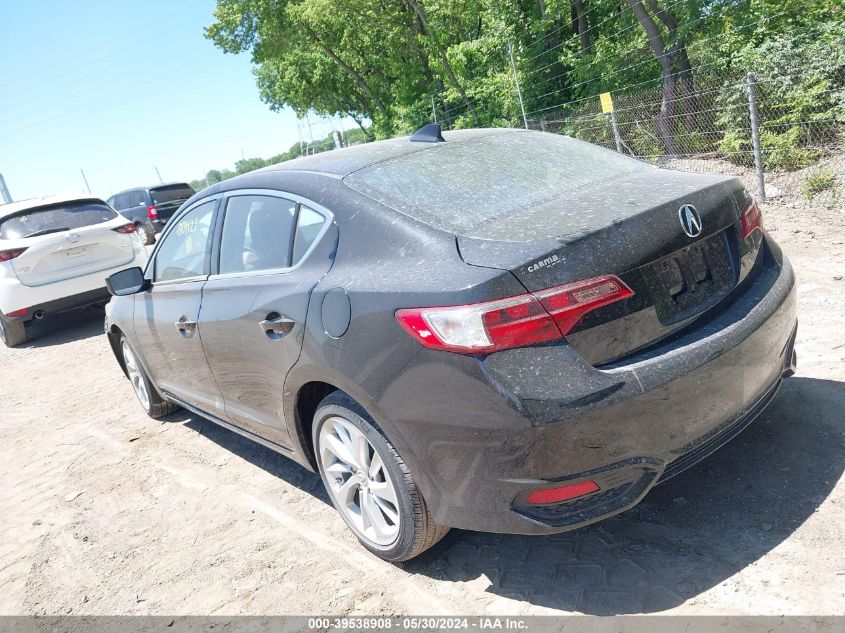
1, 201, 843, 616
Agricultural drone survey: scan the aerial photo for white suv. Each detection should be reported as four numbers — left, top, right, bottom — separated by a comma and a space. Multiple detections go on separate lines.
0, 194, 148, 347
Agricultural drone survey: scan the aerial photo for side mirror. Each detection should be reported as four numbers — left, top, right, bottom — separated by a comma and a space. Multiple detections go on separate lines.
106, 267, 150, 296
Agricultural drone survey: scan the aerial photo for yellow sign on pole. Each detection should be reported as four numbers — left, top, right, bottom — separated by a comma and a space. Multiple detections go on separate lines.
599, 92, 614, 113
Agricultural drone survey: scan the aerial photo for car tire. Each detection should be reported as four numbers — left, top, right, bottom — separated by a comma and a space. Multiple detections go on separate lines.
120, 336, 177, 418
135, 223, 154, 246
313, 391, 449, 562
0, 312, 28, 347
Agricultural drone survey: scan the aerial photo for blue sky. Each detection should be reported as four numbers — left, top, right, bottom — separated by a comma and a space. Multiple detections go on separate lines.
0, 1, 335, 201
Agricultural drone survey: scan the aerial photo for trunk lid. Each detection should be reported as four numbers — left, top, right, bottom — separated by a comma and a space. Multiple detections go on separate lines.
458, 170, 750, 364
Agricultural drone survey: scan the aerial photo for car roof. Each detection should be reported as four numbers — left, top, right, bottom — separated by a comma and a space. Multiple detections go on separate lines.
256, 128, 516, 178
0, 194, 106, 220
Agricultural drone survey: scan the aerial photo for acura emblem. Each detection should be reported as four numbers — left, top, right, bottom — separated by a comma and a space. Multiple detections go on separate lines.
678, 204, 702, 238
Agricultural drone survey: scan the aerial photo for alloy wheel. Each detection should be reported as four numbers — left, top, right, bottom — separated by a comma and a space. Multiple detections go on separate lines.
319, 415, 401, 546
122, 340, 150, 410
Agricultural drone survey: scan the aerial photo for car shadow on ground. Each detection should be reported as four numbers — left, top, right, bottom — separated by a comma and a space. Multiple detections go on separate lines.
16, 307, 106, 349
175, 412, 333, 505
173, 375, 844, 615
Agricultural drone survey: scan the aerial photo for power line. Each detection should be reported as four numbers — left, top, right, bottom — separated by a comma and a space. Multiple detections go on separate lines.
521, 0, 636, 61
521, 8, 794, 116
522, 1, 774, 95
2, 0, 207, 89
523, 0, 687, 68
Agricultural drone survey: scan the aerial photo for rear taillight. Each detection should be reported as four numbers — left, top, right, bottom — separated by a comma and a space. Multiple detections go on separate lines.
535, 276, 635, 337
395, 275, 634, 354
146, 205, 158, 220
741, 197, 763, 239
0, 248, 27, 262
6, 307, 28, 318
112, 223, 137, 234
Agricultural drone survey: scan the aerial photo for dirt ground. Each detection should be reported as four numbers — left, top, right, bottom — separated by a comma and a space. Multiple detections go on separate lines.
0, 201, 843, 616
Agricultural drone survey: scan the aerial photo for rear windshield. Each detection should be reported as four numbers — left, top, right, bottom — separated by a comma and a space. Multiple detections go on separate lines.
150, 184, 195, 205
0, 202, 117, 240
344, 131, 650, 235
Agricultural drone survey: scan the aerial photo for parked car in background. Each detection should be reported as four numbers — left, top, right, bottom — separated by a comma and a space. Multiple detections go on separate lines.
0, 194, 148, 347
107, 183, 195, 245
104, 127, 797, 562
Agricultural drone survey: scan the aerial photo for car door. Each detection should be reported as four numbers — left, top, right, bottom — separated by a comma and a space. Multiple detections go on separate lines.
198, 190, 334, 447
132, 197, 226, 418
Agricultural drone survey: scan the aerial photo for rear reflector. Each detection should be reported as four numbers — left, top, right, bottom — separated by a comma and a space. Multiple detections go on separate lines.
0, 248, 27, 262
146, 205, 158, 220
6, 307, 28, 318
741, 197, 763, 239
526, 480, 600, 505
395, 275, 634, 354
112, 223, 137, 234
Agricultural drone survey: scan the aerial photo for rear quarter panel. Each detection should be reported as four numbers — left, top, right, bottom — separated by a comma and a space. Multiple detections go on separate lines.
273, 176, 528, 472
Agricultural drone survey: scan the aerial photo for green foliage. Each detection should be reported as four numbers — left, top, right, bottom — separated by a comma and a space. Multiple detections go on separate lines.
204, 0, 845, 171
761, 128, 821, 171
802, 167, 838, 198
718, 131, 754, 167
713, 19, 845, 170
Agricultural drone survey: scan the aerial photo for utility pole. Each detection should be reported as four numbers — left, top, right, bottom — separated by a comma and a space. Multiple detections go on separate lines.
0, 173, 12, 203
305, 112, 315, 152
80, 169, 92, 195
508, 43, 529, 130
154, 166, 164, 184
431, 95, 438, 124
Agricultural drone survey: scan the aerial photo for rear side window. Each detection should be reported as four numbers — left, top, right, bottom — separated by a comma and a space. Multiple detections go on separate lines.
218, 195, 297, 274
124, 190, 145, 208
293, 205, 325, 264
0, 201, 117, 240
150, 184, 195, 205
344, 131, 649, 236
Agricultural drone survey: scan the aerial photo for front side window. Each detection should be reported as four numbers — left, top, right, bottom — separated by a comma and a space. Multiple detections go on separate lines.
218, 195, 297, 274
153, 200, 215, 282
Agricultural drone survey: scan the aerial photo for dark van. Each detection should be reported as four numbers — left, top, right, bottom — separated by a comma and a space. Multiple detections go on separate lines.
107, 183, 195, 244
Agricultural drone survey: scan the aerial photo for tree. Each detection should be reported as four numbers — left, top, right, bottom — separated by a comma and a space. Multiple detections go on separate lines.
625, 0, 692, 154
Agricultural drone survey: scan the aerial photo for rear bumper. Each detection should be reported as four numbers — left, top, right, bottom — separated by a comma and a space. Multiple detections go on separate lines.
5, 287, 112, 321
0, 248, 147, 318
374, 254, 797, 535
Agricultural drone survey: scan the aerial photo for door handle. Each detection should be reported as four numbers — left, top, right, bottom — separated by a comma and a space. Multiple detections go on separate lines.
259, 313, 295, 340
174, 315, 197, 338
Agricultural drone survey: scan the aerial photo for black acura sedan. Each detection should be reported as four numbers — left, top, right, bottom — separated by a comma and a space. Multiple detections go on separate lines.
104, 127, 797, 561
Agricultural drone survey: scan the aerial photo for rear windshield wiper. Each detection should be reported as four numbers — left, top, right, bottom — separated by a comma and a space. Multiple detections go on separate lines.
22, 227, 71, 238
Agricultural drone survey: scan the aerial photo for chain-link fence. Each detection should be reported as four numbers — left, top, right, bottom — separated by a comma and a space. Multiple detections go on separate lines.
531, 61, 845, 207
